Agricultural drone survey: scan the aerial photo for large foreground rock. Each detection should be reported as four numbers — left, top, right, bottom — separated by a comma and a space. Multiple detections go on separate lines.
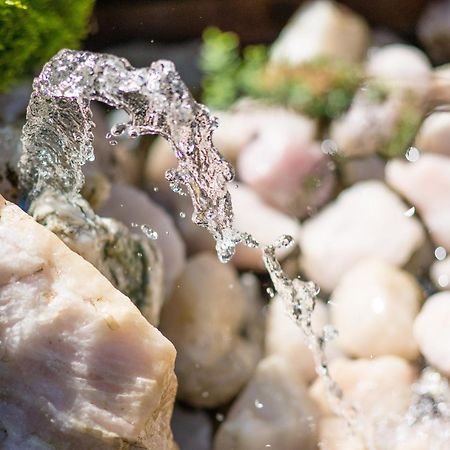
0, 195, 177, 449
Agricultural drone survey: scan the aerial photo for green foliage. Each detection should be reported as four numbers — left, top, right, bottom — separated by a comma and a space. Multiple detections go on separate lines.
0, 0, 95, 92
199, 27, 362, 120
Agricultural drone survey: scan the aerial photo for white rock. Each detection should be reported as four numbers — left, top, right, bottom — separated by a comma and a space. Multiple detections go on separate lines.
331, 259, 422, 360
310, 356, 416, 419
366, 44, 431, 96
97, 182, 186, 296
237, 114, 336, 217
230, 183, 301, 271
159, 253, 262, 408
415, 112, 450, 156
418, 0, 450, 63
318, 417, 366, 450
330, 92, 411, 157
299, 181, 425, 292
0, 196, 177, 449
414, 292, 450, 376
431, 256, 450, 290
265, 297, 332, 383
270, 0, 369, 65
214, 355, 319, 450
386, 154, 450, 251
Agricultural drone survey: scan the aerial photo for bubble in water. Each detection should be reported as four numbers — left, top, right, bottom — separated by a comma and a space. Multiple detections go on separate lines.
266, 287, 275, 298
179, 211, 186, 218
323, 324, 338, 342
404, 206, 416, 217
215, 413, 224, 422
141, 224, 158, 240
254, 399, 264, 409
435, 246, 447, 261
438, 274, 449, 288
405, 147, 420, 162
275, 234, 294, 249
109, 139, 118, 146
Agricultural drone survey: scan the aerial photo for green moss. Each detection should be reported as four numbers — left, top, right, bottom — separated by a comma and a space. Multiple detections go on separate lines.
199, 27, 362, 119
0, 0, 95, 92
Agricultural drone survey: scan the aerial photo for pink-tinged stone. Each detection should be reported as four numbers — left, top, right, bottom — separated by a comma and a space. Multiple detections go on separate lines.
0, 196, 177, 449
415, 112, 450, 156
97, 183, 186, 297
230, 183, 301, 271
386, 154, 450, 252
414, 292, 450, 376
299, 181, 425, 292
330, 259, 422, 360
214, 355, 319, 450
159, 253, 262, 408
237, 114, 336, 217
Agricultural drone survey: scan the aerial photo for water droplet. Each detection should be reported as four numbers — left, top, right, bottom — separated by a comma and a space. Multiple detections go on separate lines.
438, 274, 449, 288
141, 224, 158, 240
215, 413, 224, 422
254, 399, 264, 409
179, 211, 186, 218
405, 146, 420, 162
266, 287, 275, 298
435, 246, 447, 261
321, 139, 339, 155
323, 325, 338, 342
109, 139, 118, 146
153, 186, 159, 192
404, 206, 416, 217
275, 234, 294, 249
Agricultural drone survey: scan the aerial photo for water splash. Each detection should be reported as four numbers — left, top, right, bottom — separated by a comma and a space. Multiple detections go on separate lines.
19, 49, 363, 445
19, 49, 237, 262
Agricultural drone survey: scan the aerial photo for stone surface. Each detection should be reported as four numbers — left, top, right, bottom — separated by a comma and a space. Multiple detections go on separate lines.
415, 112, 450, 156
339, 155, 385, 187
265, 297, 332, 383
31, 190, 164, 326
270, 0, 369, 65
310, 356, 416, 419
0, 195, 177, 449
318, 417, 366, 450
414, 292, 450, 376
386, 154, 450, 251
97, 182, 186, 297
159, 252, 262, 408
237, 113, 336, 217
230, 183, 301, 271
330, 259, 422, 360
0, 126, 22, 203
214, 355, 319, 450
431, 256, 450, 290
299, 181, 425, 292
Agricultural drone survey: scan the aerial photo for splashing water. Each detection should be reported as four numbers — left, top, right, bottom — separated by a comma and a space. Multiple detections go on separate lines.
19, 49, 237, 262
19, 49, 367, 446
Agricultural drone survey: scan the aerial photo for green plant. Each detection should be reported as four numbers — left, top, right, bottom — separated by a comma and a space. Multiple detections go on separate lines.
199, 27, 363, 120
0, 0, 95, 92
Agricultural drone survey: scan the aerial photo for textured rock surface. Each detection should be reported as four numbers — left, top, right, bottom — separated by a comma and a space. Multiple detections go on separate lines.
265, 297, 331, 383
414, 292, 450, 376
0, 195, 177, 449
31, 190, 164, 326
331, 259, 422, 360
270, 0, 369, 64
386, 154, 450, 251
97, 182, 186, 297
415, 112, 450, 156
299, 181, 425, 292
214, 355, 319, 450
310, 356, 416, 419
237, 113, 335, 218
159, 253, 262, 408
230, 183, 301, 271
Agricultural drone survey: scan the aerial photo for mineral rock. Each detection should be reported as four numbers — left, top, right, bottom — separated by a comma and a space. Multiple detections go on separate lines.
415, 112, 450, 156
214, 355, 319, 450
0, 195, 177, 449
270, 0, 369, 65
414, 292, 450, 376
330, 259, 422, 360
97, 182, 186, 296
237, 113, 336, 217
31, 190, 164, 326
310, 356, 416, 419
299, 181, 425, 292
159, 253, 262, 408
230, 183, 301, 271
386, 154, 450, 251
